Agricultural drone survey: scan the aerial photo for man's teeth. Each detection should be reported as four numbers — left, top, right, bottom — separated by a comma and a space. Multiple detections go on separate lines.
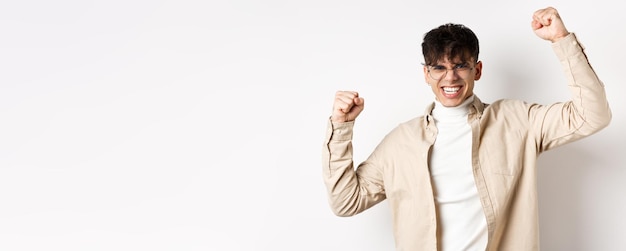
443, 87, 460, 93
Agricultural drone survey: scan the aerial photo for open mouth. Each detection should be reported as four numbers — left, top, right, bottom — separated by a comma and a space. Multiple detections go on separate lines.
442, 86, 461, 95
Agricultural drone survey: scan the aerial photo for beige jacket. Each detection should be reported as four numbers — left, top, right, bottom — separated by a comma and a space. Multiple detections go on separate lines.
322, 33, 611, 250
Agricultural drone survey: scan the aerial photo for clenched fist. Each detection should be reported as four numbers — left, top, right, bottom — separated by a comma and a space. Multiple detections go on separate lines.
531, 7, 570, 43
331, 91, 365, 123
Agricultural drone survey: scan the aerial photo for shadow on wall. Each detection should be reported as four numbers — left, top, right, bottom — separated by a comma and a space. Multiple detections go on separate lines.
536, 138, 615, 251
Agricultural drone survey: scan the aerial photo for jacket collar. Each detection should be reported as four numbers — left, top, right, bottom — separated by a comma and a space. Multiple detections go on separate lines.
423, 95, 485, 127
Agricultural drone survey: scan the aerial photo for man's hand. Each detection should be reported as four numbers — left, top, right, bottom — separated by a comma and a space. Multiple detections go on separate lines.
331, 91, 364, 123
531, 7, 570, 43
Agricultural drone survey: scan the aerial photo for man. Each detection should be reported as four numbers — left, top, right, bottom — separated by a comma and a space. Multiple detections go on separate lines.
321, 7, 611, 251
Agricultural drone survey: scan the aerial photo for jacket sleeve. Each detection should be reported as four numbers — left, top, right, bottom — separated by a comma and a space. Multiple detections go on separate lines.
321, 119, 386, 216
531, 33, 612, 151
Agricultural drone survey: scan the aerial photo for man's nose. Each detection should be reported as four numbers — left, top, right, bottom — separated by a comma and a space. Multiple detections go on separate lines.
443, 69, 459, 80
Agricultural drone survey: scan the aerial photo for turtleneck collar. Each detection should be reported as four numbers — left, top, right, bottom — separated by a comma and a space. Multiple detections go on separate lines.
432, 95, 474, 121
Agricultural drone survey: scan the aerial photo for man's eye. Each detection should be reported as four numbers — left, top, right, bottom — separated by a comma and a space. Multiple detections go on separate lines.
454, 64, 469, 69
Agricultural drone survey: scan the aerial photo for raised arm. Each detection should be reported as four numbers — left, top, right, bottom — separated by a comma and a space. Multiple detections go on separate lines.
322, 91, 386, 216
529, 7, 612, 150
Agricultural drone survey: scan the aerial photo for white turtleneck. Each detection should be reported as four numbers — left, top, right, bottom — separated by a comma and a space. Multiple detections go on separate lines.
429, 96, 488, 251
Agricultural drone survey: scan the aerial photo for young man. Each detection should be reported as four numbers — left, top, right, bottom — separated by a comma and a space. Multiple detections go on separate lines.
322, 7, 611, 251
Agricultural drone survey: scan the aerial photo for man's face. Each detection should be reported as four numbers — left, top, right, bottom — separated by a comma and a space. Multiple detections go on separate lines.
423, 57, 482, 107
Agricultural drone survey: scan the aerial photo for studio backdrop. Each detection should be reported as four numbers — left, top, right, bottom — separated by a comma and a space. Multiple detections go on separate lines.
0, 0, 624, 250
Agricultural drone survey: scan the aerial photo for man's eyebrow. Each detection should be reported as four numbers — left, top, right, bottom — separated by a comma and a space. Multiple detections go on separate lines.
432, 61, 469, 66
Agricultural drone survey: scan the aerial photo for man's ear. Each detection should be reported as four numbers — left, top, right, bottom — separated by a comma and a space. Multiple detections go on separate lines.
474, 61, 483, 80
423, 65, 430, 82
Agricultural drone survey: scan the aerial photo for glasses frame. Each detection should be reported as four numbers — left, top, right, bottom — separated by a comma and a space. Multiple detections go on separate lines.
423, 62, 477, 81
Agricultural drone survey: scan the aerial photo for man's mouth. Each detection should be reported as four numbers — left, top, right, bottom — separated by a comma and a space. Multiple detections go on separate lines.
442, 86, 461, 94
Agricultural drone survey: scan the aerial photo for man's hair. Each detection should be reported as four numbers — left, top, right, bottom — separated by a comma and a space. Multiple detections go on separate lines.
421, 23, 479, 66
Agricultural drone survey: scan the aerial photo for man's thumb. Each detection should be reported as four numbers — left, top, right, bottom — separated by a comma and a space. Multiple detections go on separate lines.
354, 97, 364, 106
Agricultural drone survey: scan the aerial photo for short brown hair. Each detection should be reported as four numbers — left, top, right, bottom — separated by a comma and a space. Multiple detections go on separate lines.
421, 23, 479, 66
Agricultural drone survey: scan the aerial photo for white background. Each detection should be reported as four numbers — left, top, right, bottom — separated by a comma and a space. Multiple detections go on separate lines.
1, 0, 624, 250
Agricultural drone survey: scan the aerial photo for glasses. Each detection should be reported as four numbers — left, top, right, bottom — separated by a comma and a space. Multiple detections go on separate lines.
425, 63, 475, 80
